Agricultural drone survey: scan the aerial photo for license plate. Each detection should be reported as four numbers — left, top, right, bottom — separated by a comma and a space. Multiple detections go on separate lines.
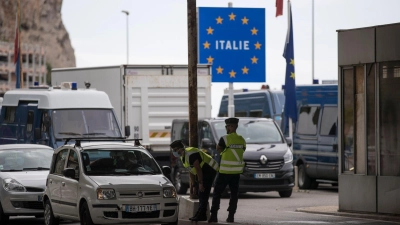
254, 173, 275, 178
38, 195, 43, 202
124, 204, 157, 213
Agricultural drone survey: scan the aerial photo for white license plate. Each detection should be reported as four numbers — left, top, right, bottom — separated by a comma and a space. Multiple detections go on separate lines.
38, 195, 43, 202
254, 173, 275, 178
124, 204, 157, 213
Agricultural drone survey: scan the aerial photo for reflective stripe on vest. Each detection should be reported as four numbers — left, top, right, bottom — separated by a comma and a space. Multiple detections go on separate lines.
219, 133, 246, 174
181, 147, 219, 175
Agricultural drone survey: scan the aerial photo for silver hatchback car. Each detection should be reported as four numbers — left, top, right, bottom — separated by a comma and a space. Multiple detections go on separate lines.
0, 144, 54, 224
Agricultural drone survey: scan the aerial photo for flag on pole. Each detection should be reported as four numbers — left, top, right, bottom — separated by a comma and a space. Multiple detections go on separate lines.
276, 0, 283, 17
283, 1, 297, 123
14, 3, 21, 89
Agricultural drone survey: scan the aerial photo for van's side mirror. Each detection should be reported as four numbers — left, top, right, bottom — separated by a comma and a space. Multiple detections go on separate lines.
125, 126, 130, 137
286, 137, 292, 147
34, 128, 41, 140
201, 138, 213, 148
162, 166, 171, 176
63, 168, 75, 179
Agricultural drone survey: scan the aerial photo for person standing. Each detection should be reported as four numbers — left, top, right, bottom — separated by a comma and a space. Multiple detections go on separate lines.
208, 118, 246, 223
170, 140, 219, 221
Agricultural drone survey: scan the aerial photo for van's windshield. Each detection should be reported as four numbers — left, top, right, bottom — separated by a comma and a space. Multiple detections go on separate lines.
52, 109, 122, 139
212, 120, 284, 144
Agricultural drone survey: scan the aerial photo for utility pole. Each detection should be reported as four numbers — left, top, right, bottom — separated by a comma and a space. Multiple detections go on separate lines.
187, 0, 198, 148
121, 10, 129, 64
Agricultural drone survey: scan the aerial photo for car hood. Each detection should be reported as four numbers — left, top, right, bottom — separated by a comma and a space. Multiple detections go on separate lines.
89, 175, 173, 189
1, 171, 49, 190
243, 143, 289, 161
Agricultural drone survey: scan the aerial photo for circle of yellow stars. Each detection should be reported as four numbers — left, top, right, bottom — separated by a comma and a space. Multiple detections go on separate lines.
202, 12, 262, 78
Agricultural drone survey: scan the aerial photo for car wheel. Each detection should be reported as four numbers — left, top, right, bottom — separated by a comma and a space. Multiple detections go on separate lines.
44, 200, 59, 225
0, 203, 9, 225
80, 202, 95, 225
279, 189, 292, 198
298, 164, 315, 189
174, 170, 188, 194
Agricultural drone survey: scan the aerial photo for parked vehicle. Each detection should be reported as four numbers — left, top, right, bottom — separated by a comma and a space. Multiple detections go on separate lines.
171, 118, 294, 197
0, 144, 54, 224
282, 84, 338, 189
43, 139, 178, 225
218, 86, 285, 127
51, 65, 212, 168
0, 83, 128, 147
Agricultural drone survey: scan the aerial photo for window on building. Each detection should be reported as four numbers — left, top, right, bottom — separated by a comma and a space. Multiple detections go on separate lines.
297, 106, 320, 135
366, 64, 376, 175
320, 106, 337, 136
342, 68, 354, 173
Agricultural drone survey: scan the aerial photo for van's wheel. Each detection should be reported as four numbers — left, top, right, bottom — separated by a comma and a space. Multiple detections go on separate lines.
0, 203, 9, 225
44, 200, 59, 225
174, 170, 188, 194
298, 164, 315, 189
279, 189, 292, 198
80, 202, 95, 225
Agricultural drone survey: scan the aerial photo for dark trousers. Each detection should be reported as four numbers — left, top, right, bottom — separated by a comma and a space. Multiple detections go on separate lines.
210, 173, 240, 214
197, 170, 217, 214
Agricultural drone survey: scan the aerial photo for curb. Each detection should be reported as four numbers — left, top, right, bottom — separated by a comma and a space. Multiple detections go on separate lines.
296, 206, 400, 223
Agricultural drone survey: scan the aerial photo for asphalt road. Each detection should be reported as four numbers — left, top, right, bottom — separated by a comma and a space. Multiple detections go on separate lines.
7, 184, 400, 225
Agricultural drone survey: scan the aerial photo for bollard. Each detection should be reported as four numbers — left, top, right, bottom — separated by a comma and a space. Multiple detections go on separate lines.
293, 165, 299, 191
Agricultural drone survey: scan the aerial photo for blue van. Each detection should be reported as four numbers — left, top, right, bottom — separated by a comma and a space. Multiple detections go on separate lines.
218, 88, 285, 126
282, 84, 338, 189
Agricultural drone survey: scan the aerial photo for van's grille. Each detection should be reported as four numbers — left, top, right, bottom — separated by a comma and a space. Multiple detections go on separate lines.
245, 159, 284, 171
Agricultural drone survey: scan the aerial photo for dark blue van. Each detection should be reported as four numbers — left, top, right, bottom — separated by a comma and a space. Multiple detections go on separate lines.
283, 84, 338, 189
218, 88, 285, 126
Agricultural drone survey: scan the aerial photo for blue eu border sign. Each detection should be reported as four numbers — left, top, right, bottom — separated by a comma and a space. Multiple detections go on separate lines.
198, 7, 266, 83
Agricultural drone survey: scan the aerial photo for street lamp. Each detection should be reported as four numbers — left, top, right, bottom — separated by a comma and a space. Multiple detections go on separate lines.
121, 10, 129, 64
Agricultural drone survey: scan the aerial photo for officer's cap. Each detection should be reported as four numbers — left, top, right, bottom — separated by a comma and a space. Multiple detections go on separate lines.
225, 117, 239, 125
170, 140, 184, 149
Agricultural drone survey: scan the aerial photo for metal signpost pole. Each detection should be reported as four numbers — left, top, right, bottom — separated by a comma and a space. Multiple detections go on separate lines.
228, 2, 235, 117
121, 10, 129, 64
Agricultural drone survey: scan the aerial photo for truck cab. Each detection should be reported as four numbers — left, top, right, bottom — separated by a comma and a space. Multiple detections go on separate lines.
0, 83, 125, 148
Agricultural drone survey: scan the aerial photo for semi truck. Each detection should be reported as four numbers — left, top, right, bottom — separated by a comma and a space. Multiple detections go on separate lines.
51, 64, 212, 167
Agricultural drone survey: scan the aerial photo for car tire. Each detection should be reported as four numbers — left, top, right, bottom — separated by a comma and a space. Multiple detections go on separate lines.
0, 203, 9, 225
80, 202, 95, 225
298, 164, 315, 189
44, 200, 59, 225
174, 170, 188, 194
279, 189, 292, 198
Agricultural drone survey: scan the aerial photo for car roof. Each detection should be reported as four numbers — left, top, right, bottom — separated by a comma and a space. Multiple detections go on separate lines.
0, 144, 53, 150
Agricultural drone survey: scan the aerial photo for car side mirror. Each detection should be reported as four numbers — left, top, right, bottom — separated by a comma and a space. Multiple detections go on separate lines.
162, 166, 171, 176
34, 128, 41, 140
201, 138, 213, 148
63, 168, 75, 179
286, 137, 292, 147
125, 125, 130, 137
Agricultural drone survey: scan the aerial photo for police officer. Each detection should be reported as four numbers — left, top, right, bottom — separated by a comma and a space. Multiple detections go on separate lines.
170, 140, 219, 221
208, 118, 246, 223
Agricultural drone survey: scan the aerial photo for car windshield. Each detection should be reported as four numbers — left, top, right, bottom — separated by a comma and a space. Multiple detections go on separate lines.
81, 149, 162, 176
52, 109, 122, 139
212, 120, 284, 144
0, 148, 53, 171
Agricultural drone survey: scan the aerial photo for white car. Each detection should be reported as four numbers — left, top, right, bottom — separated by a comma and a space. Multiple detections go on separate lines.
0, 144, 54, 224
43, 141, 179, 225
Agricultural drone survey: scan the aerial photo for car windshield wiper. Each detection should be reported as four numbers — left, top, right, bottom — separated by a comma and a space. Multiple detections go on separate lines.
58, 132, 81, 136
136, 171, 156, 175
23, 167, 50, 171
1, 169, 23, 172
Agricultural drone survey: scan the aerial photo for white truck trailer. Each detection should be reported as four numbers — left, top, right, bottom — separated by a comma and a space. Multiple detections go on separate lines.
51, 64, 212, 166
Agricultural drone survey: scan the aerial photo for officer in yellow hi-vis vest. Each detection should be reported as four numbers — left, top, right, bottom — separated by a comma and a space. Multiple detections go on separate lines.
170, 140, 219, 221
208, 118, 246, 223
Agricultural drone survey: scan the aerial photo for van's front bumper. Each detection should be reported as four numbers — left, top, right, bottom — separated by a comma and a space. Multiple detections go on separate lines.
238, 163, 294, 192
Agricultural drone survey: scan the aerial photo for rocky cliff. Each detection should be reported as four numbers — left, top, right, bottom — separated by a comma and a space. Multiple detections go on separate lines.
0, 0, 76, 68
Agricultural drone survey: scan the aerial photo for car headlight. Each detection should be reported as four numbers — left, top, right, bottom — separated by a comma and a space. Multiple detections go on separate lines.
283, 149, 293, 164
163, 187, 177, 198
3, 178, 26, 192
97, 188, 116, 200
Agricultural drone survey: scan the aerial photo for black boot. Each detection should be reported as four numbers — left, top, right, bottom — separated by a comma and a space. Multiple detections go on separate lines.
191, 211, 207, 221
226, 213, 234, 223
189, 211, 200, 221
208, 213, 218, 223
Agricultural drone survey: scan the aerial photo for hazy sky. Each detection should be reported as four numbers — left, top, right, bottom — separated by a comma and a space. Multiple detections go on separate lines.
61, 0, 400, 117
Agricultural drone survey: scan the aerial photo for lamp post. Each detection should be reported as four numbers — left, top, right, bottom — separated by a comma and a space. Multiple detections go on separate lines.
121, 10, 129, 64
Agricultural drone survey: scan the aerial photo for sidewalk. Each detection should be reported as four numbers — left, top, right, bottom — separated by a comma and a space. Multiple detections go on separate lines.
296, 205, 400, 223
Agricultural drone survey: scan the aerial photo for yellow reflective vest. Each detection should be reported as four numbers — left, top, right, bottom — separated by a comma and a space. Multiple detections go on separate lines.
181, 147, 219, 175
219, 133, 246, 174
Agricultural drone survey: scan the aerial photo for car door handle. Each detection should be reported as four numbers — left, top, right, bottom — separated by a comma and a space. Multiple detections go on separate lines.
62, 182, 65, 186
